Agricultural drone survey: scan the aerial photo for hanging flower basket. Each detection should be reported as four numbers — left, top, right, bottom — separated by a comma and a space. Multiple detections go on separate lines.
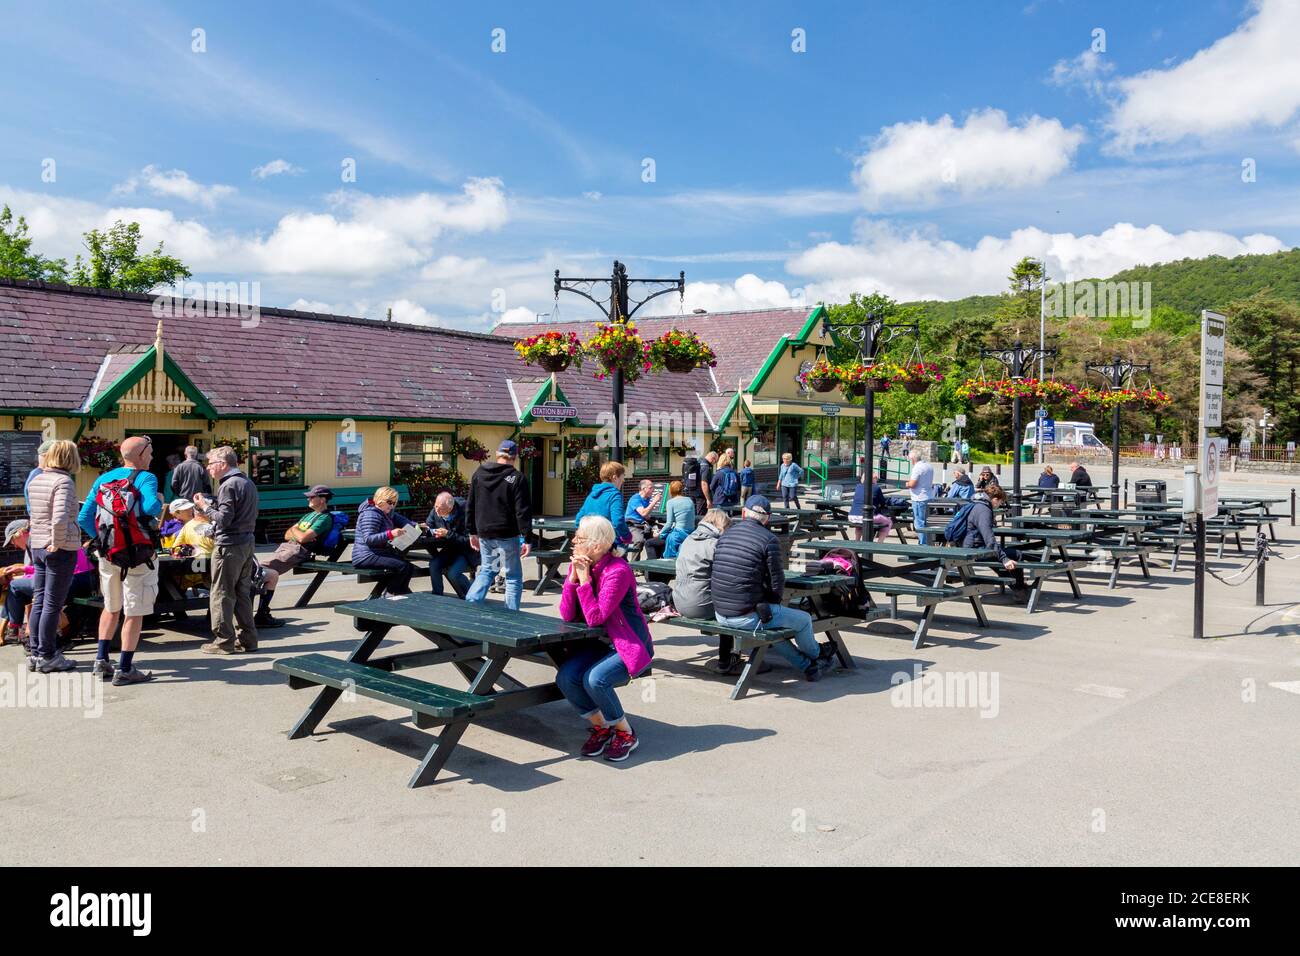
972, 393, 993, 407
649, 328, 717, 374
514, 331, 584, 373
897, 362, 943, 395
845, 381, 867, 398
454, 436, 488, 462
867, 376, 890, 392
518, 437, 542, 460
1139, 387, 1172, 412
585, 321, 651, 383
800, 358, 842, 394
76, 435, 121, 472
957, 377, 996, 407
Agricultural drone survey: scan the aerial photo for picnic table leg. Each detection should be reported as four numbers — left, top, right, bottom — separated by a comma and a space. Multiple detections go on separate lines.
825, 627, 855, 669
1137, 548, 1151, 579
1025, 581, 1044, 614
1235, 532, 1243, 553
293, 569, 330, 608
730, 644, 768, 700
1216, 534, 1226, 560
967, 594, 990, 627
1108, 558, 1120, 589
407, 652, 511, 787
911, 606, 937, 650
288, 624, 392, 739
1171, 541, 1181, 573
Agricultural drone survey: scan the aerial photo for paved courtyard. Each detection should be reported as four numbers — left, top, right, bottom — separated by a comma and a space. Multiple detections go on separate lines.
3, 469, 1298, 866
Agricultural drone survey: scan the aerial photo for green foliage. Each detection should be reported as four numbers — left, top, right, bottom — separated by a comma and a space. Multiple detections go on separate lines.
0, 205, 68, 281
69, 220, 191, 293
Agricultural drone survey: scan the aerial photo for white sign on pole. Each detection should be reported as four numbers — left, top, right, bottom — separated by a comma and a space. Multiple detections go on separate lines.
1203, 440, 1219, 517
954, 414, 966, 428
1200, 310, 1225, 428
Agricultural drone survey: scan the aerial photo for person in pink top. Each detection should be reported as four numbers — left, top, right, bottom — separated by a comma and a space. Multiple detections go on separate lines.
557, 515, 654, 763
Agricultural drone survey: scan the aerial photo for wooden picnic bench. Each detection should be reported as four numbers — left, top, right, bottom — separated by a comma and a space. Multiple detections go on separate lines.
255, 483, 411, 543
275, 593, 609, 788
800, 539, 999, 649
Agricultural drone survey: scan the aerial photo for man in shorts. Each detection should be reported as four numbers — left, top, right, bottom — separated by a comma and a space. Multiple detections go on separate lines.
255, 484, 335, 628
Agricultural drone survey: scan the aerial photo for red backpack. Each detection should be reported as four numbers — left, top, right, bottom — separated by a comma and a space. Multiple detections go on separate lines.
94, 469, 159, 577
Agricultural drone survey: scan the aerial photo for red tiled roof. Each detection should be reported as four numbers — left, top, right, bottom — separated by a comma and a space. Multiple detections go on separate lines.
491, 306, 816, 393
0, 280, 734, 426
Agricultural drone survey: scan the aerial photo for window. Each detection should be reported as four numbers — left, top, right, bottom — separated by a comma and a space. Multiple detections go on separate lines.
630, 445, 670, 473
249, 429, 304, 487
751, 416, 777, 466
391, 432, 453, 481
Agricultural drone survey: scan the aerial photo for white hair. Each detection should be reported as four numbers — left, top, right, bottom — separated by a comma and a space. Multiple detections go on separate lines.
577, 514, 616, 554
909, 449, 924, 462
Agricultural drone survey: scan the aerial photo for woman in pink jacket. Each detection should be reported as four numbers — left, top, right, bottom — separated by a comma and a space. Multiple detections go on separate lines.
557, 514, 654, 763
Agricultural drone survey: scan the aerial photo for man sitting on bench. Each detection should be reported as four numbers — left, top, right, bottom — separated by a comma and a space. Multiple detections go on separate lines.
957, 484, 1028, 603
710, 495, 836, 682
257, 484, 336, 627
425, 491, 475, 598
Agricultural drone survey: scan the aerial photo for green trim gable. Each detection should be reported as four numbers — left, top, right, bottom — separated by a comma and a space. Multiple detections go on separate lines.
85, 348, 219, 421
518, 379, 583, 426
746, 304, 825, 396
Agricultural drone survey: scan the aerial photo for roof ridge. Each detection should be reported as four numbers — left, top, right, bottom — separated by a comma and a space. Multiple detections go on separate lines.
0, 277, 506, 344
489, 304, 813, 336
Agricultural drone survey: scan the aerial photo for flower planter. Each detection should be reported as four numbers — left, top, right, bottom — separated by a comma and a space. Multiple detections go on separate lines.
866, 377, 890, 392
845, 382, 867, 398
998, 394, 1014, 406
808, 374, 838, 393
971, 393, 992, 407
903, 380, 929, 395
664, 355, 698, 374
539, 353, 571, 373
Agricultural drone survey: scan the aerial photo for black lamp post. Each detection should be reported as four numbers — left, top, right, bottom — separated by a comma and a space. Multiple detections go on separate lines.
1085, 355, 1151, 510
820, 311, 919, 518
554, 261, 684, 461
980, 340, 1057, 512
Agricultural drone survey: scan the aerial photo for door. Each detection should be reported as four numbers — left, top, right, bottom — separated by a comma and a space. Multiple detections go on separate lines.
778, 422, 803, 463
127, 432, 192, 501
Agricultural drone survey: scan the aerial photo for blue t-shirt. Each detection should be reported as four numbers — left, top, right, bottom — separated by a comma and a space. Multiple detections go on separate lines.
625, 493, 652, 526
77, 467, 162, 538
739, 467, 755, 488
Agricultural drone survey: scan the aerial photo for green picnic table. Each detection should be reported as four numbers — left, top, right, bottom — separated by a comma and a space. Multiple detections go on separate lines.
800, 538, 999, 649
531, 518, 578, 594
274, 593, 608, 788
1007, 514, 1159, 586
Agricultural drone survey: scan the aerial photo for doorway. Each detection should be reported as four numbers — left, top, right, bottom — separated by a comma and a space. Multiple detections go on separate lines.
525, 440, 545, 515
127, 431, 195, 499
778, 421, 803, 463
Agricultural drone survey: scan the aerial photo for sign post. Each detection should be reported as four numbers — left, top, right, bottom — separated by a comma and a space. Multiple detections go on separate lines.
1194, 309, 1226, 639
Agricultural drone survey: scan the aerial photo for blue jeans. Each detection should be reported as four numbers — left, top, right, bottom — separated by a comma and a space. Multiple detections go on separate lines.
661, 527, 689, 558
782, 486, 800, 508
556, 644, 631, 723
428, 550, 471, 597
912, 500, 929, 546
716, 604, 818, 670
466, 537, 523, 611
30, 547, 77, 659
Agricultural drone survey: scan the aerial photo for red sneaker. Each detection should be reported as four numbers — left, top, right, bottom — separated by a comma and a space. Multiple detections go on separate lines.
581, 725, 615, 757
603, 728, 639, 762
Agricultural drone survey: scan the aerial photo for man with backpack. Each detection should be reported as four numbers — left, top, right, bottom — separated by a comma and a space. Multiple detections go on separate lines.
681, 453, 708, 516
76, 435, 162, 684
710, 454, 742, 508
943, 484, 1028, 603
256, 484, 342, 627
194, 446, 261, 654
465, 440, 532, 611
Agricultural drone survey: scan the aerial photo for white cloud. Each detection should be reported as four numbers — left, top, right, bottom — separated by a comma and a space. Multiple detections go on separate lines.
387, 298, 440, 326
1107, 0, 1300, 150
853, 109, 1085, 207
252, 159, 303, 179
787, 220, 1288, 302
1048, 48, 1114, 97
286, 298, 347, 314
113, 165, 235, 209
497, 306, 538, 324
680, 274, 807, 313
583, 191, 603, 201
419, 255, 490, 281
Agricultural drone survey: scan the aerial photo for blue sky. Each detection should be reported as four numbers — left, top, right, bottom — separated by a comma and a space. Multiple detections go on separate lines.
2, 0, 1297, 328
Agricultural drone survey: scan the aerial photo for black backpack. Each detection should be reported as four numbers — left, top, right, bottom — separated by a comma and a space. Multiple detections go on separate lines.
682, 457, 702, 495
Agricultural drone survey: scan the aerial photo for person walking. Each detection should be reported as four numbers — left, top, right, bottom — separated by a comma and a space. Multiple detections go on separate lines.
25, 440, 82, 673
170, 445, 211, 501
556, 515, 653, 763
739, 460, 755, 503
710, 454, 742, 509
778, 453, 803, 509
465, 440, 532, 611
77, 435, 163, 683
196, 446, 260, 655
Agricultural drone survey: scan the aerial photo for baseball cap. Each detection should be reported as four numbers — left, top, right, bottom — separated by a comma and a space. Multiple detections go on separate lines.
169, 498, 195, 514
498, 439, 518, 457
745, 494, 771, 517
3, 518, 29, 548
305, 484, 334, 499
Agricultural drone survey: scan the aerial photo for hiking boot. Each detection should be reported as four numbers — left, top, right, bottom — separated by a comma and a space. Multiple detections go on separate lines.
581, 725, 615, 757
1010, 585, 1031, 605
803, 658, 832, 682
817, 641, 838, 662
253, 612, 285, 629
92, 658, 115, 681
201, 641, 236, 655
112, 668, 154, 686
235, 640, 259, 652
707, 652, 744, 676
38, 652, 78, 673
603, 728, 639, 762
27, 654, 43, 673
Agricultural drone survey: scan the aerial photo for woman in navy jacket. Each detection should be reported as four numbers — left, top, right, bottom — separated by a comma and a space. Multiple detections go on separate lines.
352, 486, 418, 595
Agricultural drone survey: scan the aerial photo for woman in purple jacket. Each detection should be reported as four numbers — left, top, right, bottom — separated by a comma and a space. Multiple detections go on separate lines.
557, 514, 654, 763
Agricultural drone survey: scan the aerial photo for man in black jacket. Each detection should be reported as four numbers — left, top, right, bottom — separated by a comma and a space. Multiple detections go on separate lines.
170, 445, 212, 501
465, 440, 532, 611
710, 495, 835, 681
1068, 461, 1092, 487
425, 491, 476, 598
959, 485, 1028, 602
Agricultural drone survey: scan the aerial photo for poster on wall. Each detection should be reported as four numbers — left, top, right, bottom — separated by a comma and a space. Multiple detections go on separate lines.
336, 432, 363, 478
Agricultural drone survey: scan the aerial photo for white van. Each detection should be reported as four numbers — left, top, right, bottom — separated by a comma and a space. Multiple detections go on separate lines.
1024, 420, 1110, 456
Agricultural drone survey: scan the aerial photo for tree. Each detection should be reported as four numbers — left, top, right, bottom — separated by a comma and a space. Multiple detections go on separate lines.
69, 220, 191, 293
992, 256, 1046, 342
0, 205, 68, 281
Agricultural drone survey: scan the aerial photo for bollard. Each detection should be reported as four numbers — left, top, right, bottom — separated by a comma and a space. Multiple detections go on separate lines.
1124, 478, 1128, 509
1256, 533, 1267, 606
1292, 488, 1295, 526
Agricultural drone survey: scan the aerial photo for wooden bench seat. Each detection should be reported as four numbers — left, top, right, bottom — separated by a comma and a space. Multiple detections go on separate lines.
275, 653, 496, 729
674, 617, 798, 700
290, 559, 429, 608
